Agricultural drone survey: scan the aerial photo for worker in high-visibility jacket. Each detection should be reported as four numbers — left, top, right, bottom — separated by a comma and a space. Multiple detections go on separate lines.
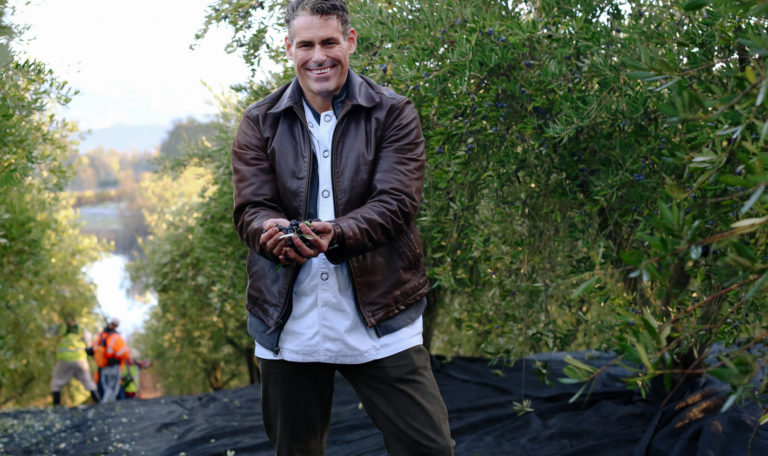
50, 318, 100, 406
121, 359, 141, 399
120, 357, 153, 399
92, 316, 132, 402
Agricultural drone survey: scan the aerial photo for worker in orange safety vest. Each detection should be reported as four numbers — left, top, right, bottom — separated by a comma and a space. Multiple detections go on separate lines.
92, 316, 132, 402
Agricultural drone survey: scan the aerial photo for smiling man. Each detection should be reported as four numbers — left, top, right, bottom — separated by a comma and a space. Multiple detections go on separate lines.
231, 0, 453, 454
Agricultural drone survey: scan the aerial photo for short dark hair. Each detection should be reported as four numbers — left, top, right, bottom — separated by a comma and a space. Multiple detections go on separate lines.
285, 0, 350, 40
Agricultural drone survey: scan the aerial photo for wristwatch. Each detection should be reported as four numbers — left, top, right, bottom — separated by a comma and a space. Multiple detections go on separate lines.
329, 222, 343, 250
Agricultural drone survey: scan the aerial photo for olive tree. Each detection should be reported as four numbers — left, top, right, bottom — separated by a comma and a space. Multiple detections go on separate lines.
0, 0, 105, 407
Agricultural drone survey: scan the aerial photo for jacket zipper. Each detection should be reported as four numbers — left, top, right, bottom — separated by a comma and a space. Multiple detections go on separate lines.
271, 106, 316, 356
269, 262, 299, 356
270, 263, 296, 356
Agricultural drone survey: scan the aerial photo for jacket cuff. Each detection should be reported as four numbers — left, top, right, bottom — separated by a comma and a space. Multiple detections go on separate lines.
329, 222, 344, 250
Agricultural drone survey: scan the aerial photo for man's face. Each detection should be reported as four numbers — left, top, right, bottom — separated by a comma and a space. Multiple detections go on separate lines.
286, 13, 357, 111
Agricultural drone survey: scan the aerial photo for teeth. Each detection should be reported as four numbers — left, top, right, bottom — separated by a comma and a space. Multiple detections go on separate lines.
310, 68, 330, 74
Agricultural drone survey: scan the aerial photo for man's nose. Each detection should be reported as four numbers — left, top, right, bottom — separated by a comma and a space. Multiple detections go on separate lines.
312, 46, 325, 63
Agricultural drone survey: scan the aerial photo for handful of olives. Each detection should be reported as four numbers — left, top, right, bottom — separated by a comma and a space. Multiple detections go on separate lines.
277, 219, 316, 250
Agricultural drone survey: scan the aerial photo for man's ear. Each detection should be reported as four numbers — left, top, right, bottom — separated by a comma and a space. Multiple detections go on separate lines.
347, 28, 357, 54
285, 35, 294, 60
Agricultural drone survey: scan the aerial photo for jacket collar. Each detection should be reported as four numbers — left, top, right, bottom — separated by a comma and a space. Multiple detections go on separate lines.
268, 69, 378, 115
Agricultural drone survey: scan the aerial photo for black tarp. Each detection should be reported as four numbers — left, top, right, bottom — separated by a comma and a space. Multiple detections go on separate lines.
1, 352, 766, 455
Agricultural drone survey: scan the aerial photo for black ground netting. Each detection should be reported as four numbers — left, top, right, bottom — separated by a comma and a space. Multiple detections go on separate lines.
0, 352, 765, 455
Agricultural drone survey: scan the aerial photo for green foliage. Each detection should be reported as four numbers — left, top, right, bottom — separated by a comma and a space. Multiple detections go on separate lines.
589, 0, 768, 404
128, 0, 294, 393
129, 93, 265, 395
0, 0, 106, 408
347, 0, 649, 358
69, 147, 155, 193
347, 0, 768, 407
158, 117, 219, 162
196, 0, 288, 71
189, 0, 768, 408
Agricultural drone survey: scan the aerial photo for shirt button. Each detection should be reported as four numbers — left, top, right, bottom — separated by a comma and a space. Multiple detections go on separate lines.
323, 114, 332, 122
321, 189, 330, 198
322, 149, 329, 158
308, 121, 314, 128
320, 272, 329, 281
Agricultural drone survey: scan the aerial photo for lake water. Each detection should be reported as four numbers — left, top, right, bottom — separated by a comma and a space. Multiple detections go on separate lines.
85, 254, 155, 338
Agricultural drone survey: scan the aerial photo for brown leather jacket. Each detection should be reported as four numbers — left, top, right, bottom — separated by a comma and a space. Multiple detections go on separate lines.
231, 70, 429, 332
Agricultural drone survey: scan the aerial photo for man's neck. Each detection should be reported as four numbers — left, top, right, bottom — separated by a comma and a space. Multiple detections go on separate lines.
306, 96, 332, 114
302, 78, 350, 122
300, 72, 350, 115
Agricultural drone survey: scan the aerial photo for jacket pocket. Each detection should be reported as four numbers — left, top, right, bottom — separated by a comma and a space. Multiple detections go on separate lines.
398, 230, 420, 269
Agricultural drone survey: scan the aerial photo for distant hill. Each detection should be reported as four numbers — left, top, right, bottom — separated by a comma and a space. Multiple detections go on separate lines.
77, 124, 170, 153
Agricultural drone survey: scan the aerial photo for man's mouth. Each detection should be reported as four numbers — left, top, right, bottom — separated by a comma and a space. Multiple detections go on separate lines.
309, 66, 332, 75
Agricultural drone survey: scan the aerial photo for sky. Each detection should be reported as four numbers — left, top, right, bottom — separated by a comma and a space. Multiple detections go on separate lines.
9, 0, 254, 131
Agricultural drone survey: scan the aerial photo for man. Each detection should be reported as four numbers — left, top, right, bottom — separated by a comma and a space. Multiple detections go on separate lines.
93, 317, 131, 403
50, 317, 100, 406
231, 0, 453, 453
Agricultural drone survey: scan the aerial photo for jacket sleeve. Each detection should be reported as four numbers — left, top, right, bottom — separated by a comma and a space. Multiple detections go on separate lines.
325, 97, 425, 264
231, 106, 286, 261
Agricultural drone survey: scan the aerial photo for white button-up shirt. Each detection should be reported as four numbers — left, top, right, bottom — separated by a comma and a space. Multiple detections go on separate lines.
253, 100, 423, 364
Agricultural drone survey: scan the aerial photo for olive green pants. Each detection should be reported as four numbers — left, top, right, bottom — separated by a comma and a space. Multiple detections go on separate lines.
258, 345, 454, 455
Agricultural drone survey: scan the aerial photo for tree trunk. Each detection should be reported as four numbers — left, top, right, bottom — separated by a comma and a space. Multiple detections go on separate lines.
225, 336, 260, 384
423, 285, 441, 352
208, 363, 224, 391
246, 348, 260, 384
